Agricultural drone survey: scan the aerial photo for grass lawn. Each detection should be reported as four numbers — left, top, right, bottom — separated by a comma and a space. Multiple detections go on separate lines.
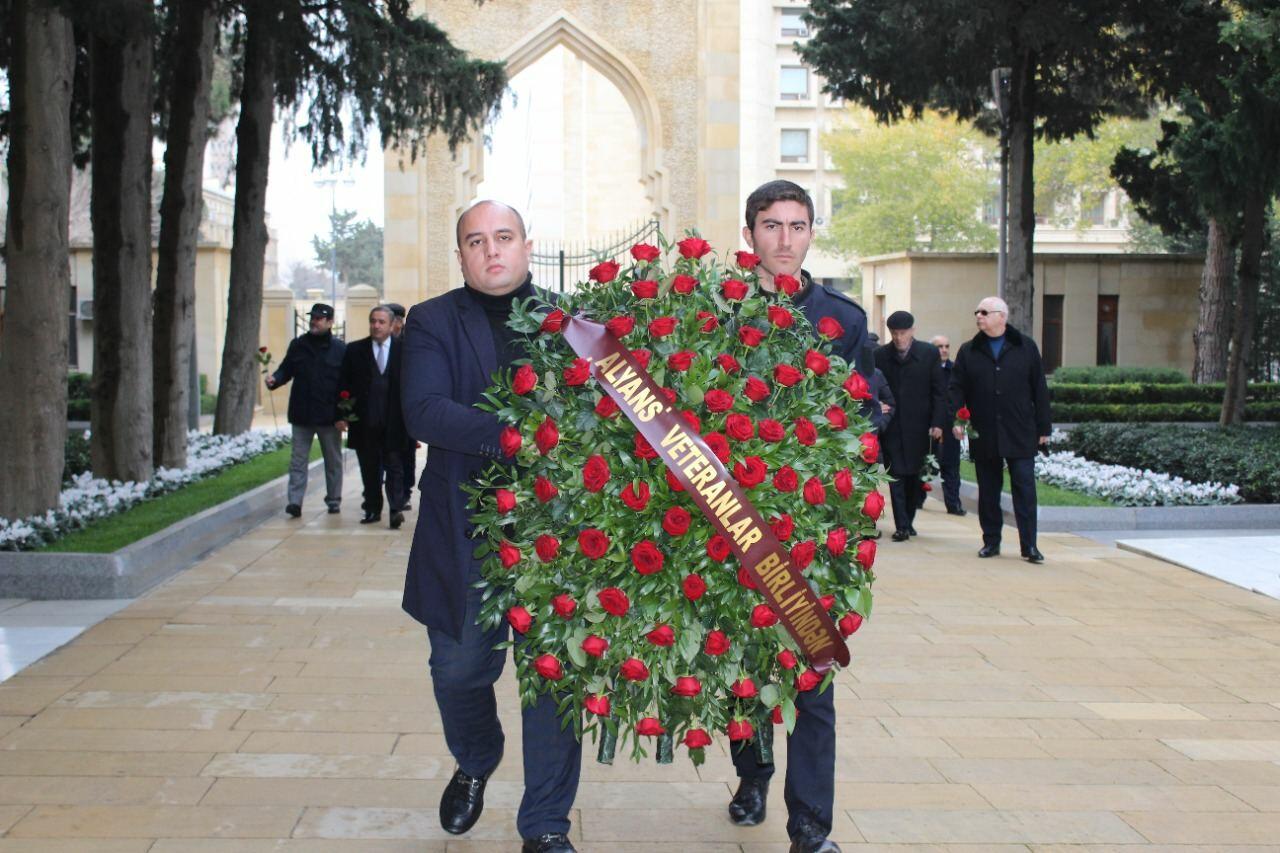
958, 459, 1112, 507
40, 441, 323, 554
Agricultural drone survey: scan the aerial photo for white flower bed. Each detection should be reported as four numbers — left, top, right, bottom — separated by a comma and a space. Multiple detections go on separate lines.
0, 429, 290, 551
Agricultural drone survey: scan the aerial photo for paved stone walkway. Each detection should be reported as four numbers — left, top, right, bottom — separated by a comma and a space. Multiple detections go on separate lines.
2, 480, 1279, 851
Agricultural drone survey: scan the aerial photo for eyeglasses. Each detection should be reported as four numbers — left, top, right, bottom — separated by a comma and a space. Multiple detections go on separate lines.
974, 309, 1004, 317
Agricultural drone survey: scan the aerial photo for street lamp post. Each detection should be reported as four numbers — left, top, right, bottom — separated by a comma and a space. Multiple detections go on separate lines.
313, 172, 354, 305
991, 67, 1012, 300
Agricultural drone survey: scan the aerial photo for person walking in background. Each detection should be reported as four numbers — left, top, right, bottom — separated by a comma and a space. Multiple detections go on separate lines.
859, 335, 895, 435
385, 301, 417, 511
264, 303, 346, 517
949, 296, 1051, 563
928, 334, 965, 516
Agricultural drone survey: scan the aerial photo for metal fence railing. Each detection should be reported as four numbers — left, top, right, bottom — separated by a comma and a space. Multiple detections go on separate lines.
530, 219, 661, 294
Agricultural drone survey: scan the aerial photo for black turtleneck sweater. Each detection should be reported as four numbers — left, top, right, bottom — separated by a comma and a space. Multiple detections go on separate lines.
464, 275, 535, 374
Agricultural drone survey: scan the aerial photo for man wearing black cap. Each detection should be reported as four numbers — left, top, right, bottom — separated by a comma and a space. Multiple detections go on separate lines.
874, 311, 946, 541
265, 303, 347, 517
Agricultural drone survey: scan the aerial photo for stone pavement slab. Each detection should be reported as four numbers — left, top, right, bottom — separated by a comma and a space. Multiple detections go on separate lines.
1, 490, 1279, 850
1117, 534, 1280, 599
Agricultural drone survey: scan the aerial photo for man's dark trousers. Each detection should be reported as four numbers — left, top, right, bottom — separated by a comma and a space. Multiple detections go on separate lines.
926, 433, 962, 511
889, 474, 922, 532
731, 686, 836, 838
974, 456, 1038, 551
427, 567, 582, 838
355, 443, 404, 516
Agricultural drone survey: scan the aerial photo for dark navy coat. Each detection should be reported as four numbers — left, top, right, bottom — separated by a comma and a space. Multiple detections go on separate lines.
340, 335, 411, 451
949, 325, 1052, 461
794, 272, 869, 373
875, 340, 946, 475
270, 332, 346, 427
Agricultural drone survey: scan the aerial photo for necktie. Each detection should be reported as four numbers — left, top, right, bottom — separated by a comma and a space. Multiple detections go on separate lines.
376, 342, 387, 374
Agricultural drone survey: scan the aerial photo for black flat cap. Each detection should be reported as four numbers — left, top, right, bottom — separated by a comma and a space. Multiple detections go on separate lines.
307, 303, 335, 319
886, 310, 914, 330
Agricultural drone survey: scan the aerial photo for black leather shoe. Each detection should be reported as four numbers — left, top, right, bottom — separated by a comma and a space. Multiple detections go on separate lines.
359, 512, 381, 524
891, 530, 910, 542
327, 505, 340, 514
439, 766, 490, 835
389, 511, 404, 529
728, 777, 769, 826
789, 814, 841, 852
907, 526, 918, 536
947, 506, 967, 516
978, 544, 1000, 558
1022, 546, 1045, 564
521, 833, 576, 852
285, 504, 301, 518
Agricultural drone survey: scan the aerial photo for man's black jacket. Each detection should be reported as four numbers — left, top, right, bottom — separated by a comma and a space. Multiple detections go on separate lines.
949, 325, 1052, 461
339, 335, 410, 451
270, 331, 346, 427
874, 339, 946, 475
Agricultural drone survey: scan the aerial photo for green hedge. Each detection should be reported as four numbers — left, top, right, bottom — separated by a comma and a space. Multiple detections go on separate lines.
1053, 401, 1280, 422
1050, 365, 1188, 384
67, 372, 215, 419
64, 430, 91, 483
1066, 423, 1280, 503
1051, 382, 1280, 404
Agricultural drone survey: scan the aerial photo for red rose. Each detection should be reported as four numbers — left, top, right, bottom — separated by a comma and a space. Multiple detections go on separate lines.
727, 719, 754, 741
861, 490, 885, 519
563, 357, 591, 386
634, 432, 658, 460
735, 250, 760, 269
631, 348, 652, 368
834, 468, 854, 500
684, 728, 712, 749
540, 309, 566, 334
498, 541, 521, 569
725, 413, 755, 441
826, 405, 849, 431
605, 315, 635, 338
533, 654, 564, 681
804, 349, 830, 376
706, 534, 732, 562
594, 395, 619, 418
859, 432, 880, 464
738, 326, 766, 347
582, 635, 609, 658
648, 316, 678, 338
506, 605, 532, 633
772, 706, 784, 725
534, 418, 559, 454
716, 353, 742, 374
578, 527, 610, 559
646, 624, 675, 646
620, 481, 650, 511
826, 527, 848, 557
757, 419, 785, 442
743, 376, 771, 402
631, 540, 665, 575
659, 386, 677, 403
733, 456, 767, 488
794, 417, 817, 446
773, 466, 799, 492
791, 540, 816, 570
774, 274, 800, 295
704, 432, 731, 463
777, 649, 798, 670
631, 279, 659, 299
856, 538, 877, 569
771, 513, 794, 540
620, 657, 649, 681
582, 454, 611, 492
817, 316, 844, 339
680, 409, 701, 432
843, 372, 872, 400
534, 476, 559, 503
796, 669, 822, 692
731, 678, 758, 699
598, 587, 630, 616
704, 389, 734, 412
922, 482, 933, 492
584, 693, 611, 716
663, 507, 691, 537
956, 406, 971, 421
339, 390, 351, 400
682, 573, 706, 600
803, 477, 827, 505
635, 717, 665, 736
704, 630, 730, 655
677, 236, 712, 258
737, 566, 756, 589
494, 488, 516, 513
839, 612, 864, 637
535, 535, 561, 562
499, 426, 522, 457
673, 274, 698, 294
820, 594, 835, 611
773, 364, 804, 387
258, 346, 268, 353
668, 350, 695, 371
551, 593, 575, 618
672, 676, 702, 697
631, 242, 661, 263
512, 363, 537, 395
589, 259, 620, 283
696, 311, 719, 332
751, 604, 779, 628
722, 278, 748, 300
767, 305, 794, 329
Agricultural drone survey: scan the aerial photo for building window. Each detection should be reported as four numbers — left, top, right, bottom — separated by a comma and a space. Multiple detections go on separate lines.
1043, 295, 1064, 373
1096, 295, 1118, 366
780, 129, 810, 164
780, 66, 809, 101
1083, 194, 1106, 226
780, 8, 809, 38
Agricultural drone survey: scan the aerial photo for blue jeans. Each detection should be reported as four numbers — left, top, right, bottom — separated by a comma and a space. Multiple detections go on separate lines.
426, 573, 582, 838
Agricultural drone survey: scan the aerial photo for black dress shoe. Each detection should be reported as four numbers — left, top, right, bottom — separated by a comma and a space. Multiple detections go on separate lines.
728, 777, 769, 826
359, 511, 382, 524
285, 504, 301, 518
978, 544, 1000, 558
789, 814, 841, 852
389, 510, 404, 529
907, 525, 918, 536
947, 506, 967, 516
327, 505, 340, 514
1022, 546, 1045, 564
521, 832, 576, 852
891, 530, 910, 542
439, 766, 490, 835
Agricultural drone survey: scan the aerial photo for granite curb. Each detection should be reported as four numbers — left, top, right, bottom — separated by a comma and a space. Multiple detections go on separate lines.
0, 450, 353, 600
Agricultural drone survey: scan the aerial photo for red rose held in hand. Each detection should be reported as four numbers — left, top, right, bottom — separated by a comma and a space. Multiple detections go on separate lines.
672, 676, 702, 697
635, 717, 665, 736
534, 476, 559, 503
578, 528, 610, 559
598, 587, 630, 616
704, 630, 730, 655
535, 535, 560, 562
499, 426, 522, 457
584, 693, 611, 716
533, 654, 564, 681
512, 363, 537, 395
563, 357, 591, 386
506, 605, 532, 633
682, 573, 707, 600
620, 481, 650, 511
648, 316, 678, 337
725, 413, 754, 442
859, 432, 880, 464
751, 604, 779, 628
727, 719, 755, 741
581, 635, 609, 657
494, 488, 516, 514
684, 728, 712, 749
744, 376, 771, 402
646, 624, 675, 646
498, 541, 521, 569
738, 326, 766, 347
540, 308, 565, 333
631, 242, 661, 263
767, 305, 794, 328
803, 477, 827, 505
673, 274, 698, 294
534, 418, 559, 454
631, 279, 658, 299
620, 657, 649, 681
773, 466, 799, 492
704, 389, 735, 412
774, 364, 804, 387
956, 406, 971, 421
804, 350, 830, 376
839, 612, 864, 637
663, 507, 691, 536
856, 538, 877, 569
551, 593, 576, 618
677, 236, 712, 258
722, 278, 748, 300
735, 250, 760, 269
582, 455, 611, 492
668, 350, 695, 371
631, 540, 665, 575
817, 316, 844, 339
834, 468, 854, 500
861, 490, 885, 520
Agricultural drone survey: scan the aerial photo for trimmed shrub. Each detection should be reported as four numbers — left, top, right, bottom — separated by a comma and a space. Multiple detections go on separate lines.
67, 371, 91, 421
1050, 383, 1280, 405
64, 430, 92, 483
1053, 401, 1280, 422
1050, 365, 1188, 384
1065, 423, 1280, 503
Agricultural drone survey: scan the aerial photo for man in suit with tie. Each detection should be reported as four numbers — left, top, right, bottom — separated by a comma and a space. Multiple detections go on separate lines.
925, 335, 965, 516
385, 302, 417, 512
337, 305, 411, 529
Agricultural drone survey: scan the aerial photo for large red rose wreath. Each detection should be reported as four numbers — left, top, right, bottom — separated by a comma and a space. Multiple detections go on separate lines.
468, 235, 888, 766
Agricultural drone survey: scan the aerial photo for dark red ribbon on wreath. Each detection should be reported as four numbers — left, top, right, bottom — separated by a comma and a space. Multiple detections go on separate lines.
562, 314, 850, 672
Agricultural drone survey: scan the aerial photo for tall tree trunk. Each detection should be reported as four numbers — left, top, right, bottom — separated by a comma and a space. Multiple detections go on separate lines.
89, 0, 155, 481
1193, 216, 1233, 383
1220, 189, 1266, 426
214, 1, 277, 435
153, 0, 216, 468
1005, 53, 1037, 335
0, 0, 75, 520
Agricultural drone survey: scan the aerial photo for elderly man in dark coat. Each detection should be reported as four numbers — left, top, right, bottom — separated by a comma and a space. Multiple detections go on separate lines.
875, 311, 946, 541
949, 296, 1051, 563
